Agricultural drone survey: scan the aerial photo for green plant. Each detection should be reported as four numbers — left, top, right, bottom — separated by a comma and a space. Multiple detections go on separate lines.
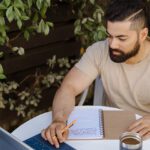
0, 0, 107, 111
70, 0, 107, 48
0, 56, 77, 129
0, 0, 107, 130
0, 0, 53, 78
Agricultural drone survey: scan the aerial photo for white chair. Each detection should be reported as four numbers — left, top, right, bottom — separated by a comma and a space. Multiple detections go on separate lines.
78, 77, 105, 106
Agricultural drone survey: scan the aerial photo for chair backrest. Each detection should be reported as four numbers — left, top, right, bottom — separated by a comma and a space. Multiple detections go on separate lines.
93, 77, 104, 105
78, 77, 105, 106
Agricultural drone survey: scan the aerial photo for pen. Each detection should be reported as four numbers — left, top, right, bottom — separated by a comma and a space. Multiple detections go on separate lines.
61, 119, 77, 133
53, 119, 77, 139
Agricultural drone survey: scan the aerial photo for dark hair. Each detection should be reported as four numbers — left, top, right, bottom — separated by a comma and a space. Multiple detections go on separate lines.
105, 0, 150, 31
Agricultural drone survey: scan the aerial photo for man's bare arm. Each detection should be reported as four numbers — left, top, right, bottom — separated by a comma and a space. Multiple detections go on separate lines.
42, 66, 94, 148
52, 66, 93, 122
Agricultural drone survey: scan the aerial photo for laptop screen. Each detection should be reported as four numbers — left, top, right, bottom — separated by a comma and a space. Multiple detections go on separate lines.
0, 128, 33, 150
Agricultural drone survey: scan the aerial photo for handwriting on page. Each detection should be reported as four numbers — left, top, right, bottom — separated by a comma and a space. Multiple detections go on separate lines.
70, 128, 97, 136
68, 107, 103, 139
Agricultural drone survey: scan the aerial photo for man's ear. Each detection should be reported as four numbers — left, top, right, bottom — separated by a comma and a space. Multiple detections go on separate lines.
140, 27, 148, 42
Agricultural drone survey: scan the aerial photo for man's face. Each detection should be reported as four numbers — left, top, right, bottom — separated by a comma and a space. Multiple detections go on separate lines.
107, 21, 141, 63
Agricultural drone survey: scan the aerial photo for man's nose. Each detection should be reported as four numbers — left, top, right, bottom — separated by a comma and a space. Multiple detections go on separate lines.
109, 38, 119, 49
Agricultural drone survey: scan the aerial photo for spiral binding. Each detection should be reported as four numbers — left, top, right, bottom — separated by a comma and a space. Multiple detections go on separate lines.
99, 109, 104, 137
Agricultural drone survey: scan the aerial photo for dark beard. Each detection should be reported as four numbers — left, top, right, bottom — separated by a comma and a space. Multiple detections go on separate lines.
109, 42, 140, 63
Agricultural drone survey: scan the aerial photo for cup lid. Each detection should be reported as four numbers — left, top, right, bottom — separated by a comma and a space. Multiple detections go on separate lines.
120, 132, 142, 149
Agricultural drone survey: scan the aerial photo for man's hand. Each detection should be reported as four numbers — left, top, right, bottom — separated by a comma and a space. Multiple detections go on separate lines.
41, 120, 69, 148
128, 115, 150, 140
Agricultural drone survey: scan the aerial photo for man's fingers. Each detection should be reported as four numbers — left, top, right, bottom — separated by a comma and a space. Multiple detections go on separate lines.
42, 126, 60, 148
128, 119, 143, 131
128, 123, 146, 133
139, 128, 149, 137
63, 129, 69, 140
45, 127, 54, 145
42, 120, 67, 148
52, 135, 60, 148
143, 132, 150, 140
50, 127, 60, 148
56, 126, 64, 143
41, 129, 47, 140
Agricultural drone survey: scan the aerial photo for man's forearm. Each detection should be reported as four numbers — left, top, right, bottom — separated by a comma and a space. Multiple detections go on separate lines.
52, 85, 76, 123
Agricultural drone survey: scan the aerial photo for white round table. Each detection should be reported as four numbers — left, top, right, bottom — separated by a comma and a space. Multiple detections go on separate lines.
12, 106, 150, 150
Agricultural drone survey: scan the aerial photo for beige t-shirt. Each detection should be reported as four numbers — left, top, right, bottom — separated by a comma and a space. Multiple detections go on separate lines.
75, 39, 150, 116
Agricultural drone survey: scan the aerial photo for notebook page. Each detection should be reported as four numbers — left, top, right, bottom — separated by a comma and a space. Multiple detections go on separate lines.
67, 107, 103, 139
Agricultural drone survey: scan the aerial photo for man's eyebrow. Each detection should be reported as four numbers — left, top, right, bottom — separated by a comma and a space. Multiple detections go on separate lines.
106, 31, 128, 38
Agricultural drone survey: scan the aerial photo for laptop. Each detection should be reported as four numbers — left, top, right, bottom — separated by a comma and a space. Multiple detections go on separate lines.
0, 127, 33, 150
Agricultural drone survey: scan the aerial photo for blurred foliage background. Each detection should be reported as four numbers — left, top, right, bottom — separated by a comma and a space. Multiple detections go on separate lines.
0, 0, 149, 131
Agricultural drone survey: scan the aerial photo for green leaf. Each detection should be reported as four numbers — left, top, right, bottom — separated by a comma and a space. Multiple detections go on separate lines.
14, 7, 21, 17
17, 19, 22, 29
97, 25, 106, 32
44, 24, 49, 35
89, 0, 95, 5
84, 23, 93, 31
1, 30, 6, 37
0, 74, 6, 79
36, 0, 43, 10
4, 0, 11, 7
0, 37, 5, 45
47, 22, 53, 27
33, 12, 39, 23
0, 4, 7, 9
0, 64, 4, 74
81, 18, 87, 24
0, 51, 4, 58
93, 11, 97, 20
0, 17, 5, 25
97, 7, 104, 15
74, 19, 81, 26
37, 19, 45, 33
24, 30, 30, 40
21, 16, 29, 21
5, 36, 9, 43
27, 26, 37, 31
18, 47, 25, 55
97, 13, 102, 23
97, 31, 103, 39
41, 5, 47, 18
74, 25, 81, 35
37, 25, 41, 33
12, 47, 19, 52
101, 31, 107, 39
27, 0, 33, 8
41, 20, 45, 33
14, 0, 24, 10
37, 21, 42, 33
93, 32, 99, 41
46, 0, 51, 7
87, 17, 94, 22
6, 6, 14, 22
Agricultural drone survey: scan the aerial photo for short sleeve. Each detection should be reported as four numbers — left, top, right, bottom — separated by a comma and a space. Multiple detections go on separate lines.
75, 41, 107, 80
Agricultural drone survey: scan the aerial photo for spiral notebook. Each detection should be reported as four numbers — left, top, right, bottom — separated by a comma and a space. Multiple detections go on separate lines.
67, 107, 136, 140
67, 107, 103, 139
